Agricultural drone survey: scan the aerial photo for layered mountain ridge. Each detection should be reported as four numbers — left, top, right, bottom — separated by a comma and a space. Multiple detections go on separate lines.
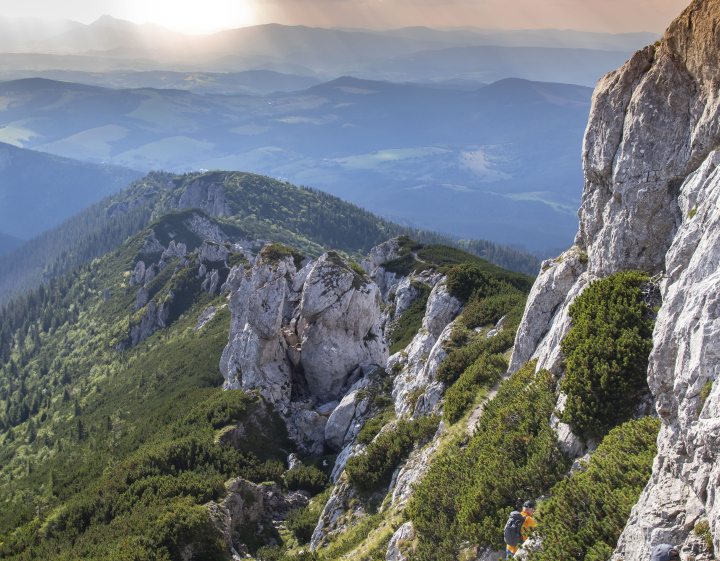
0, 0, 719, 559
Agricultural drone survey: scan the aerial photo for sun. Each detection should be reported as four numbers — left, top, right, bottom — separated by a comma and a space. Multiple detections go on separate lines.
130, 0, 258, 33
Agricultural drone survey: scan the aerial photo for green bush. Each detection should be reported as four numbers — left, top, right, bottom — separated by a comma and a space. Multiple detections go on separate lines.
443, 353, 507, 423
380, 253, 433, 277
285, 465, 329, 494
349, 261, 367, 277
530, 417, 660, 561
460, 292, 526, 330
560, 271, 654, 440
445, 263, 492, 301
260, 243, 306, 269
698, 380, 714, 414
388, 282, 432, 354
346, 415, 439, 493
437, 329, 515, 385
286, 506, 322, 543
357, 407, 395, 445
283, 487, 331, 545
407, 361, 568, 560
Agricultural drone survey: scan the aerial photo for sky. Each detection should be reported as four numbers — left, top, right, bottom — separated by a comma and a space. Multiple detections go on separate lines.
6, 0, 694, 35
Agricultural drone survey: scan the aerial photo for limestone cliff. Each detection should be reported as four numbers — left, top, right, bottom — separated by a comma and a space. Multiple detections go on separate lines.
219, 249, 388, 455
510, 0, 720, 557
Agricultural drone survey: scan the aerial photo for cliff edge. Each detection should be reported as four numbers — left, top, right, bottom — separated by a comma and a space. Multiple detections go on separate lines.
510, 0, 720, 558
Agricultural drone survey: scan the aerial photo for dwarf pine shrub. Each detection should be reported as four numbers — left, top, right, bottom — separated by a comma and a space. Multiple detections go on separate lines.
407, 361, 568, 560
530, 416, 660, 561
560, 271, 654, 440
345, 415, 439, 493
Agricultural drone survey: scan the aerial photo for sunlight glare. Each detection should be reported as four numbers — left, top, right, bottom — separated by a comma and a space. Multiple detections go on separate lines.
128, 0, 257, 33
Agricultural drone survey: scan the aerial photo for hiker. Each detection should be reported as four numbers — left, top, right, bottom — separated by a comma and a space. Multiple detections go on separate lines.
651, 544, 680, 561
504, 501, 536, 558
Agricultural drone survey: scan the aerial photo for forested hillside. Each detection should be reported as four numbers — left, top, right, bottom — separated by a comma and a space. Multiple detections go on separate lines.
0, 170, 540, 304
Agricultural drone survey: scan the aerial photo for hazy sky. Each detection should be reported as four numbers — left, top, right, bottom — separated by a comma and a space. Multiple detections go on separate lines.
9, 0, 694, 35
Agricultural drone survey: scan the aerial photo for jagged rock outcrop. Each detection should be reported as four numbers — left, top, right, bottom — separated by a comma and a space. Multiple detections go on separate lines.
205, 478, 309, 558
140, 231, 164, 254
219, 257, 295, 406
507, 248, 588, 375
194, 305, 225, 331
198, 241, 230, 263
392, 282, 463, 416
129, 300, 170, 347
509, 0, 720, 555
386, 521, 414, 561
174, 178, 232, 217
219, 249, 388, 453
362, 238, 401, 299
185, 212, 230, 244
129, 261, 146, 286
297, 253, 387, 401
612, 150, 720, 559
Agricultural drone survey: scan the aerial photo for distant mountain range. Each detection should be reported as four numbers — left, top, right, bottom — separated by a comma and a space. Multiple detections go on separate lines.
0, 75, 591, 251
0, 16, 658, 88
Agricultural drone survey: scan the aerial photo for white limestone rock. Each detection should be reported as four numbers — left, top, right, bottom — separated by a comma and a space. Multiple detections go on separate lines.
219, 258, 295, 407
140, 230, 164, 254
175, 178, 231, 217
324, 390, 359, 450
198, 241, 230, 263
386, 521, 414, 561
221, 264, 245, 294
392, 283, 462, 416
508, 247, 587, 375
390, 438, 442, 509
130, 301, 170, 347
185, 212, 229, 244
135, 287, 149, 310
611, 150, 720, 559
195, 305, 225, 331
143, 263, 156, 286
297, 252, 387, 401
130, 261, 146, 286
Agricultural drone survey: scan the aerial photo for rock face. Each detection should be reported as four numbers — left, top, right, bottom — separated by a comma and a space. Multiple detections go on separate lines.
386, 521, 414, 561
509, 0, 720, 556
392, 282, 463, 417
219, 249, 388, 453
612, 150, 720, 559
130, 300, 170, 347
578, 0, 720, 278
219, 258, 295, 406
362, 238, 401, 299
174, 178, 232, 217
297, 253, 386, 401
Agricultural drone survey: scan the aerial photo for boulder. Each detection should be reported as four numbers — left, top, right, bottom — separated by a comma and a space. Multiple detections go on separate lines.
324, 390, 359, 450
